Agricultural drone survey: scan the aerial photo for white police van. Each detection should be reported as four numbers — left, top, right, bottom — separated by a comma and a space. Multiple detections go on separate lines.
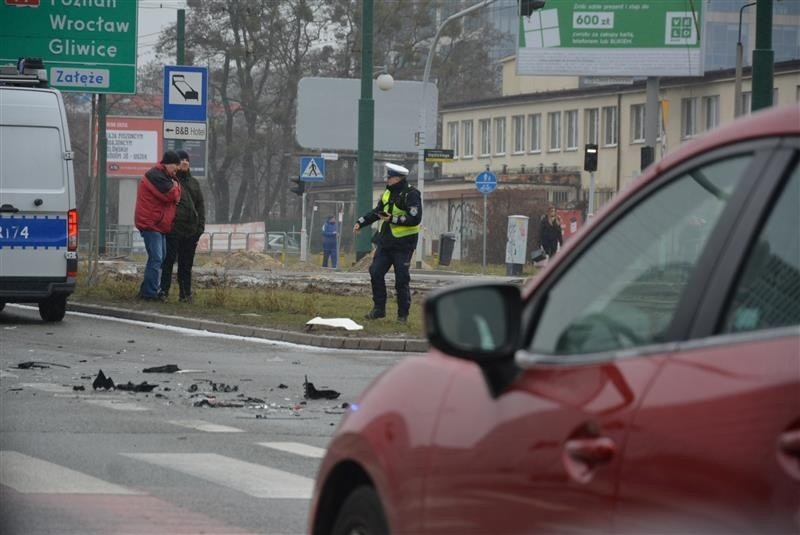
0, 58, 78, 322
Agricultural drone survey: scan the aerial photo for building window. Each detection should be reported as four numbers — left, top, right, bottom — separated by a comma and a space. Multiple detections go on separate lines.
548, 111, 561, 151
479, 119, 491, 156
741, 91, 751, 115
585, 108, 599, 145
703, 95, 720, 131
603, 106, 617, 146
462, 120, 474, 158
447, 121, 459, 157
512, 115, 525, 153
681, 97, 699, 138
529, 113, 541, 153
565, 109, 578, 150
494, 117, 506, 155
631, 104, 645, 143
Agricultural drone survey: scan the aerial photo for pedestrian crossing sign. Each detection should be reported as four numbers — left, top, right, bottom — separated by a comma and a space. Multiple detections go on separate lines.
300, 157, 325, 182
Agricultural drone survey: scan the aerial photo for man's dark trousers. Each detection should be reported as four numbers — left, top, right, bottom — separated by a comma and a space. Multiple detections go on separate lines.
161, 234, 199, 299
368, 245, 413, 317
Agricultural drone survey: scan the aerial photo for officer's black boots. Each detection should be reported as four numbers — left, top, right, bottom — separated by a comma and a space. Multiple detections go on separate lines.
364, 309, 386, 320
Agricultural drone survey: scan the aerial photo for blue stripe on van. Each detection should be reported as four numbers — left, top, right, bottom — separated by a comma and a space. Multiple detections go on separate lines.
0, 215, 67, 249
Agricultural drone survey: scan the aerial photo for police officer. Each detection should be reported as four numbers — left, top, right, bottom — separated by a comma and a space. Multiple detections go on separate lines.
353, 163, 422, 322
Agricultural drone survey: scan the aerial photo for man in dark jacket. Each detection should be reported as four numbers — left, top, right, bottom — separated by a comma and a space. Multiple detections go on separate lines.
353, 162, 421, 322
160, 150, 206, 303
321, 215, 338, 268
135, 150, 182, 301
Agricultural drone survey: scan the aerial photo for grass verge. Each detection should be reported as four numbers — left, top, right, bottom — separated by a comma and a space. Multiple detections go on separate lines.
72, 269, 424, 338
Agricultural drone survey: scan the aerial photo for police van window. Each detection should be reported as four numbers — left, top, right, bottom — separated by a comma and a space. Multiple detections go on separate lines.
722, 163, 800, 333
529, 155, 751, 356
0, 126, 64, 190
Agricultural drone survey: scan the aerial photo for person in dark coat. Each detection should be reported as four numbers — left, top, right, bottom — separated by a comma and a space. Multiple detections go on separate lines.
321, 215, 338, 268
160, 150, 205, 303
353, 162, 422, 322
539, 205, 563, 258
135, 150, 182, 301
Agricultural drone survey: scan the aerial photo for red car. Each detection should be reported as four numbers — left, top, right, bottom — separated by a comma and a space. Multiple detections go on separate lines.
310, 105, 800, 534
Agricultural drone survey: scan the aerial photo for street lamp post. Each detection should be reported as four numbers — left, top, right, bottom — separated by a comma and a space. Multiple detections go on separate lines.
734, 2, 756, 118
415, 0, 499, 266
355, 0, 375, 261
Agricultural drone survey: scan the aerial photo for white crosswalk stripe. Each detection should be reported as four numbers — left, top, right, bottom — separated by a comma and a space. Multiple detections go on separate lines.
0, 450, 143, 494
257, 441, 326, 458
123, 453, 314, 499
19, 382, 73, 393
168, 419, 245, 433
83, 399, 149, 411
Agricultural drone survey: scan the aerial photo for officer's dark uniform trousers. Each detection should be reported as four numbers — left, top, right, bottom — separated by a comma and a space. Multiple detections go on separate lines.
370, 245, 414, 317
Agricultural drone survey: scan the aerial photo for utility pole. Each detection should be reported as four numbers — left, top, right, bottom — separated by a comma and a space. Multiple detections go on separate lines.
175, 8, 186, 151
355, 0, 375, 261
734, 2, 757, 117
98, 94, 107, 255
751, 0, 774, 111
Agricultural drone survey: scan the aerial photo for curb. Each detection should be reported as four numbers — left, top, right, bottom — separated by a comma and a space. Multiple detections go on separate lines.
67, 302, 430, 353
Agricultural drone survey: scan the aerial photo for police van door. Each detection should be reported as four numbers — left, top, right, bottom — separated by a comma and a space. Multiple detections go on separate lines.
0, 89, 74, 280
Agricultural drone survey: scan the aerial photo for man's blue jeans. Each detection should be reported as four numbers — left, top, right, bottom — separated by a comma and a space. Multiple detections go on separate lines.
139, 230, 166, 298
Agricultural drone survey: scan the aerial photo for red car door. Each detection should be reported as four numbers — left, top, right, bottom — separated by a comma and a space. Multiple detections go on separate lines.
422, 355, 663, 533
616, 149, 800, 533
616, 336, 799, 533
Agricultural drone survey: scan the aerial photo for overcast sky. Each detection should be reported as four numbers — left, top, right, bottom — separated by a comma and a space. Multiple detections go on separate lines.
138, 0, 187, 64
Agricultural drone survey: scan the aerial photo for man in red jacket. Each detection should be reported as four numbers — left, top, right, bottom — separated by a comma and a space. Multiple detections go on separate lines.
134, 151, 182, 301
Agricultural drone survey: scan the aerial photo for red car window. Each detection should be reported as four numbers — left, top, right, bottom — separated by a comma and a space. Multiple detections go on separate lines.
530, 154, 752, 355
722, 163, 800, 332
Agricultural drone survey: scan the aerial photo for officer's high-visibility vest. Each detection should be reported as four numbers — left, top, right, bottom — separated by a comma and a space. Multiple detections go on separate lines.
380, 187, 420, 238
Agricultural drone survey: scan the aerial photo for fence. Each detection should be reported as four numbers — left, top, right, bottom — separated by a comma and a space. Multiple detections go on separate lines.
78, 226, 302, 256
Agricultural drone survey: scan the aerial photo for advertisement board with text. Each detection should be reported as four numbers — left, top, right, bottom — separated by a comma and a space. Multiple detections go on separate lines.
104, 117, 163, 178
0, 0, 138, 93
517, 0, 704, 77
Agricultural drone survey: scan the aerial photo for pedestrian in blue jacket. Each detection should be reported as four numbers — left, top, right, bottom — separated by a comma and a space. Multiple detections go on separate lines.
322, 215, 338, 268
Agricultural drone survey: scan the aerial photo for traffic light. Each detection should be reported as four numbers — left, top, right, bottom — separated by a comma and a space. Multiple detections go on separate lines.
520, 0, 546, 17
290, 178, 305, 196
584, 143, 598, 172
640, 146, 654, 170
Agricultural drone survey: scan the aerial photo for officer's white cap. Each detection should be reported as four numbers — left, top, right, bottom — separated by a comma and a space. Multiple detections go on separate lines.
385, 162, 409, 177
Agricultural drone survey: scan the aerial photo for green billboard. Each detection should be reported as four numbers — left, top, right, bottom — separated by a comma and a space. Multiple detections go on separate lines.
517, 0, 704, 76
0, 0, 138, 93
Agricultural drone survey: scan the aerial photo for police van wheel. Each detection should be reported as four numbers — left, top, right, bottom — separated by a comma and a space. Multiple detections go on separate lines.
38, 296, 66, 322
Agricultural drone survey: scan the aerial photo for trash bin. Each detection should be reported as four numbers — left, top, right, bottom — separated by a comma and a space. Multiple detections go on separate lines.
438, 233, 457, 266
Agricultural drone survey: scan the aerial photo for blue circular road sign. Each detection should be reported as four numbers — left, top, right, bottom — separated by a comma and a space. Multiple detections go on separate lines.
475, 171, 497, 194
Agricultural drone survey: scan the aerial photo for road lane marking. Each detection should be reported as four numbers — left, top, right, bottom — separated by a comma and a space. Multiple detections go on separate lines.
83, 399, 149, 411
167, 420, 245, 433
0, 451, 142, 495
19, 382, 73, 393
257, 442, 325, 458
123, 453, 313, 499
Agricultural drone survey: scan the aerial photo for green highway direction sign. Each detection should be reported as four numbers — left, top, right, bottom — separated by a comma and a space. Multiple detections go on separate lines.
517, 0, 704, 77
0, 0, 138, 93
